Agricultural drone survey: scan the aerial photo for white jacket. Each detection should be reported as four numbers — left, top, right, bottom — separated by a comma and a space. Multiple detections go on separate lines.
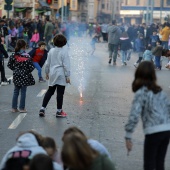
0, 133, 62, 170
45, 45, 70, 86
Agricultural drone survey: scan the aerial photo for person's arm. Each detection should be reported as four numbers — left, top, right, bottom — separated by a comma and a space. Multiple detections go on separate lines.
102, 156, 116, 170
45, 51, 51, 79
62, 48, 70, 79
0, 44, 8, 58
125, 91, 144, 140
152, 46, 158, 55
27, 58, 35, 72
7, 54, 15, 70
36, 33, 40, 42
44, 24, 47, 38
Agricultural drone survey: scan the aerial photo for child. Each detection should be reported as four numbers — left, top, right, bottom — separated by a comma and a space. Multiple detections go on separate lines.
39, 34, 70, 118
134, 33, 145, 68
120, 32, 132, 65
7, 39, 35, 113
29, 41, 47, 82
143, 46, 153, 62
149, 30, 160, 48
152, 41, 163, 70
90, 34, 98, 55
30, 29, 39, 48
125, 61, 170, 170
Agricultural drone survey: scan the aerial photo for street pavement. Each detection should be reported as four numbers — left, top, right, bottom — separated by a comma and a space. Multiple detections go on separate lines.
0, 37, 170, 170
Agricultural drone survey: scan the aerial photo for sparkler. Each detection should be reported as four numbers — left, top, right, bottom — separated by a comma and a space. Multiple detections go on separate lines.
69, 37, 91, 102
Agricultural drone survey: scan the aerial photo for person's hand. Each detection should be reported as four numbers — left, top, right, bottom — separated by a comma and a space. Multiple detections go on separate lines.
125, 139, 132, 155
46, 74, 49, 80
66, 77, 71, 84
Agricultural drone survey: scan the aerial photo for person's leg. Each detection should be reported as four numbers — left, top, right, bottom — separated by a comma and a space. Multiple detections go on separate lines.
33, 62, 42, 79
19, 86, 27, 111
155, 56, 161, 69
0, 60, 6, 82
42, 85, 57, 108
56, 85, 65, 110
113, 45, 119, 63
136, 52, 143, 63
144, 134, 159, 170
156, 131, 170, 170
108, 43, 114, 63
121, 50, 125, 64
12, 85, 20, 110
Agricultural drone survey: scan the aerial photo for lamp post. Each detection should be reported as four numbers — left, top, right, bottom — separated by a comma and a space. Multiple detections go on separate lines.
61, 0, 64, 22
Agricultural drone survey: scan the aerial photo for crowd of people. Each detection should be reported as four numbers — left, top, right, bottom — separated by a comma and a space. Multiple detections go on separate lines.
0, 15, 170, 170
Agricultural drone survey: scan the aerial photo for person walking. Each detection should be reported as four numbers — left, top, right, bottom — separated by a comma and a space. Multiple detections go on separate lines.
44, 17, 54, 51
39, 34, 70, 118
7, 39, 35, 113
0, 36, 9, 86
108, 20, 122, 65
125, 61, 170, 170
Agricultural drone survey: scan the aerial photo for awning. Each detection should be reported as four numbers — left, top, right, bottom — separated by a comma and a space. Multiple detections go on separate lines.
38, 0, 50, 8
35, 8, 46, 14
15, 8, 26, 12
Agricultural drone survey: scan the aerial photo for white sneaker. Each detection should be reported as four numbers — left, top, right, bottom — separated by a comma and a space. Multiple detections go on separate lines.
121, 63, 124, 66
134, 63, 137, 68
1, 82, 8, 86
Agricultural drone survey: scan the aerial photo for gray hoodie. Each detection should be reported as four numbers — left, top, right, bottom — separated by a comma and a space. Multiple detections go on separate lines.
0, 133, 62, 170
108, 25, 122, 45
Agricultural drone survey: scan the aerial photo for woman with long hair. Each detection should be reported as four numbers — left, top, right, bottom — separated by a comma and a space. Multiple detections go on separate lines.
61, 132, 115, 170
125, 61, 170, 170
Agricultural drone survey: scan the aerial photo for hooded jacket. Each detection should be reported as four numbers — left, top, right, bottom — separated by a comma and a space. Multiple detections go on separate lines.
7, 52, 35, 86
0, 133, 47, 170
143, 50, 153, 61
108, 25, 122, 45
120, 38, 132, 51
160, 26, 170, 41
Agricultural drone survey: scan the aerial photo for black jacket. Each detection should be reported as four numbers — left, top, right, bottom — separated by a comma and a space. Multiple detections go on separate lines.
0, 24, 8, 37
0, 44, 8, 61
28, 48, 48, 67
7, 52, 35, 86
120, 38, 132, 51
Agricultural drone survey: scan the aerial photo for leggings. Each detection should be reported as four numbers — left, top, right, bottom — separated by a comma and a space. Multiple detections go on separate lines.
42, 84, 65, 109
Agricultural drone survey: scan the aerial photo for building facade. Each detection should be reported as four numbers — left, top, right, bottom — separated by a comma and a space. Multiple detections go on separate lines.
121, 0, 170, 24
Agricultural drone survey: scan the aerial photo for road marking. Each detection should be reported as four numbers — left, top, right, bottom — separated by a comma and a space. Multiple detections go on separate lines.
8, 113, 27, 129
37, 89, 47, 97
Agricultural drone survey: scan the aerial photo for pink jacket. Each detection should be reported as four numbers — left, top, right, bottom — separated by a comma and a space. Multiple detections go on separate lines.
30, 33, 39, 42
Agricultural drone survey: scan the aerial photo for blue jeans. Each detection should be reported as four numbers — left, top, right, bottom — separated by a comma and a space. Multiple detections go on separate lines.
33, 62, 42, 79
121, 50, 127, 63
155, 56, 161, 69
12, 85, 27, 109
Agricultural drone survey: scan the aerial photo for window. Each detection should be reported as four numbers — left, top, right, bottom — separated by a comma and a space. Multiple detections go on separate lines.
136, 0, 140, 5
54, 0, 58, 3
102, 4, 105, 9
167, 0, 170, 6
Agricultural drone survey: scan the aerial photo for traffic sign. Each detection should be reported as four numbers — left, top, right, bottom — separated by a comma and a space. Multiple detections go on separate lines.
4, 4, 12, 10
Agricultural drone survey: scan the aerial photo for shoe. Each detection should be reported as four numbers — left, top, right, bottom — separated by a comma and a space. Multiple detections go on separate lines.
1, 82, 8, 86
134, 63, 137, 68
56, 110, 67, 118
108, 59, 112, 64
39, 109, 45, 117
121, 63, 124, 66
39, 78, 46, 83
11, 108, 19, 113
124, 62, 127, 65
19, 109, 27, 113
113, 62, 116, 65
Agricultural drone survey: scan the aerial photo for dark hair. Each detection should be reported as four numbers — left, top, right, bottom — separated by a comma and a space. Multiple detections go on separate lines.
61, 132, 98, 170
42, 137, 57, 151
53, 34, 67, 47
15, 39, 26, 52
157, 40, 162, 45
38, 41, 46, 47
132, 61, 162, 93
112, 20, 116, 25
121, 32, 129, 38
147, 46, 152, 50
29, 154, 53, 170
